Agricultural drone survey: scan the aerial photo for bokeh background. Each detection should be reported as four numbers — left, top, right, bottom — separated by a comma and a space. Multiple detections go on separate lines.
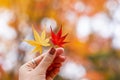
0, 0, 120, 80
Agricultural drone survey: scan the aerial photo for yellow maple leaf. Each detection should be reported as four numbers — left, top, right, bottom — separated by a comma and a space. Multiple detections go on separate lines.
25, 26, 50, 54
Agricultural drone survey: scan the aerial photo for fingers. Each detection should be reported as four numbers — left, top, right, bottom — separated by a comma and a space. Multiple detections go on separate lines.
23, 54, 45, 69
47, 67, 60, 80
33, 54, 45, 64
34, 47, 65, 74
20, 47, 65, 75
35, 47, 56, 73
34, 47, 64, 66
55, 48, 64, 57
46, 51, 66, 79
47, 55, 66, 71
53, 55, 66, 63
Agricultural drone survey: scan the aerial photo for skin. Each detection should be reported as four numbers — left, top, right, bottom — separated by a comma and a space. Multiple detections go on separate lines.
19, 48, 66, 80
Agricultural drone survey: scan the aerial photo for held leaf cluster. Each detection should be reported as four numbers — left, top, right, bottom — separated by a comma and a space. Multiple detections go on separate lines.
25, 25, 68, 54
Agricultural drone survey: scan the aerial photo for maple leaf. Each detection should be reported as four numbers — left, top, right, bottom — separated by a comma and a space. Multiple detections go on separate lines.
25, 26, 50, 54
50, 26, 68, 47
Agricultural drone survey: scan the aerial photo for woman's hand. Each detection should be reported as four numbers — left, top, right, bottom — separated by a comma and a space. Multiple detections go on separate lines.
19, 47, 66, 80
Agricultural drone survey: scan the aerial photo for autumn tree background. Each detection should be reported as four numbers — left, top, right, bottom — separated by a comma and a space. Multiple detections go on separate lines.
0, 0, 120, 80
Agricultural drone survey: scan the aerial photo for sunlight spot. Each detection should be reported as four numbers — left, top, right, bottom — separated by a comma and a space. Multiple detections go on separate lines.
59, 61, 86, 80
41, 17, 57, 32
76, 16, 91, 42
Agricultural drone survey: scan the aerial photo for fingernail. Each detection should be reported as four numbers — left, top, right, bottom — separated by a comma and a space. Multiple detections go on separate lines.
49, 47, 56, 55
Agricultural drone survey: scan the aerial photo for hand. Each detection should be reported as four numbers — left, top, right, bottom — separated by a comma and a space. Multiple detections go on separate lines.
19, 47, 66, 80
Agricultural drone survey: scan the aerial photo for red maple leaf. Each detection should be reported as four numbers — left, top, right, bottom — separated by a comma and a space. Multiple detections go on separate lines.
50, 26, 68, 47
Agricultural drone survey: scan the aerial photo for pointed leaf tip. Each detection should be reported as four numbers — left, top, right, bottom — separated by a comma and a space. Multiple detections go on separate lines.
57, 26, 62, 38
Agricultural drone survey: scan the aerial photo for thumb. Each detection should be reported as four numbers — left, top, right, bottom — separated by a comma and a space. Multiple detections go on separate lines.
35, 47, 56, 74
